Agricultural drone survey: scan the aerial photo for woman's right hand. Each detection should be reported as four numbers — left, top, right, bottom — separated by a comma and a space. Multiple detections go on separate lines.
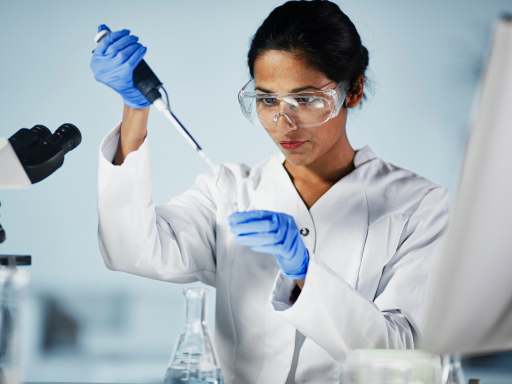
90, 24, 150, 109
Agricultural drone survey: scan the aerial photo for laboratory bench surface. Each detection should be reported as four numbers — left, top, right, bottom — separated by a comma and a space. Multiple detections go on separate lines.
24, 369, 512, 384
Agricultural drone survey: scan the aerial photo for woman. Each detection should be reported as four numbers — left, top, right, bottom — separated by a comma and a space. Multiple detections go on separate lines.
92, 1, 449, 383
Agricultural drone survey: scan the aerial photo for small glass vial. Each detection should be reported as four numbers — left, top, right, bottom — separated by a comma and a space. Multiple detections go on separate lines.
164, 288, 224, 384
0, 263, 29, 384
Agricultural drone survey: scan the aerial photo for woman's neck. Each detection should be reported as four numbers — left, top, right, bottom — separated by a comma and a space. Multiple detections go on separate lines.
283, 135, 356, 209
284, 136, 356, 185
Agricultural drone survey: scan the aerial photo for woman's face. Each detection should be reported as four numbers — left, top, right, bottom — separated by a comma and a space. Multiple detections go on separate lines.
253, 50, 351, 167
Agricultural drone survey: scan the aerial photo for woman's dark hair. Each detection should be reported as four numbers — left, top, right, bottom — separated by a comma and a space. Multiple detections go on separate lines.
248, 0, 369, 99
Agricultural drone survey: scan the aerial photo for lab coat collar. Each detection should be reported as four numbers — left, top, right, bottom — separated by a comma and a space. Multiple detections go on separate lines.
354, 145, 377, 167
276, 145, 377, 169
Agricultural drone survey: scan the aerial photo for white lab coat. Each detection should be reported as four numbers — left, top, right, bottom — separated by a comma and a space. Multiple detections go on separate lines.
97, 123, 449, 384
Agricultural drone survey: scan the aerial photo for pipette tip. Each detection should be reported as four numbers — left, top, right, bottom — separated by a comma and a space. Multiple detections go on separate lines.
198, 149, 217, 172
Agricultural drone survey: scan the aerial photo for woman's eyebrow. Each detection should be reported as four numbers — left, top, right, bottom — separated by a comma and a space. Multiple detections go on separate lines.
255, 86, 273, 93
291, 85, 320, 93
255, 85, 320, 93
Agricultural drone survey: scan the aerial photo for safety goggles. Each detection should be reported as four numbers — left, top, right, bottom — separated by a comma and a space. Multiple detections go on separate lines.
238, 80, 349, 133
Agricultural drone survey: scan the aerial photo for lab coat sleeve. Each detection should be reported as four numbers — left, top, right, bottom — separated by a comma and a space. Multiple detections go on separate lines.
97, 123, 218, 286
270, 187, 450, 362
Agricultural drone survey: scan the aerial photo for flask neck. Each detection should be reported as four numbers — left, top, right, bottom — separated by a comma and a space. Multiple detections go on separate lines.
184, 289, 208, 323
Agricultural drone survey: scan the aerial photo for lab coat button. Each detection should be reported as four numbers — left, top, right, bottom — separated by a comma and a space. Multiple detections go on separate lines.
300, 228, 309, 237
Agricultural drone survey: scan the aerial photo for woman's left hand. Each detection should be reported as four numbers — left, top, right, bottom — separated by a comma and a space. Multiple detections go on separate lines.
228, 210, 309, 280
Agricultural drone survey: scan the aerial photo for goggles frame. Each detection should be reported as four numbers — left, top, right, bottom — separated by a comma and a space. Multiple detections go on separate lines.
238, 79, 349, 129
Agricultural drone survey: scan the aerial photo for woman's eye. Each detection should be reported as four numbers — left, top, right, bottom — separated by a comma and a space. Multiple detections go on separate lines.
259, 98, 277, 106
296, 97, 317, 103
296, 97, 324, 109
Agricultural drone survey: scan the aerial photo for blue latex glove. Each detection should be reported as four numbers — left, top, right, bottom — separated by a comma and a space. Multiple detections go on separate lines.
90, 24, 150, 109
228, 210, 309, 280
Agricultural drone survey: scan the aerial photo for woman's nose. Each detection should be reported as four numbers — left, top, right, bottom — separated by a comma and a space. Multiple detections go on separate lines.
275, 112, 297, 135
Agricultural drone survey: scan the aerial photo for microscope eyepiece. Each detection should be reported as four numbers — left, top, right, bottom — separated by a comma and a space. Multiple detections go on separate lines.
31, 125, 52, 140
48, 124, 82, 155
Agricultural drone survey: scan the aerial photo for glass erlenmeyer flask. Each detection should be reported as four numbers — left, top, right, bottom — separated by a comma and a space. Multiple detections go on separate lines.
164, 288, 224, 384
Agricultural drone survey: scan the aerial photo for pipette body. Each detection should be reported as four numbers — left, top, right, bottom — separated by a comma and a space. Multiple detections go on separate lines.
94, 29, 216, 172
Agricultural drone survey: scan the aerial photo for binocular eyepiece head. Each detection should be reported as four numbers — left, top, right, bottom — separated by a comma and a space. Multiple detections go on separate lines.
26, 124, 81, 155
8, 123, 82, 184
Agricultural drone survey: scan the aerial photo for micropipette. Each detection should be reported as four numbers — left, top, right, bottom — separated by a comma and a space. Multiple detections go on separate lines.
94, 29, 216, 172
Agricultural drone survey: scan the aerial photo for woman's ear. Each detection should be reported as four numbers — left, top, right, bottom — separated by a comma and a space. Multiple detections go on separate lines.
345, 74, 365, 108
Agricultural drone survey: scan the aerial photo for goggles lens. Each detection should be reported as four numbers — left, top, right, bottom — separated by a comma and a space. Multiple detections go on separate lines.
238, 80, 348, 130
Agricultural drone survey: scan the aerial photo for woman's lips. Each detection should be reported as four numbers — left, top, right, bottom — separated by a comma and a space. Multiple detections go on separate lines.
279, 141, 306, 149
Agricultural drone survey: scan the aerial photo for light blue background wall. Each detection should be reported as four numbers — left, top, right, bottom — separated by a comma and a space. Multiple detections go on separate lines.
0, 0, 511, 381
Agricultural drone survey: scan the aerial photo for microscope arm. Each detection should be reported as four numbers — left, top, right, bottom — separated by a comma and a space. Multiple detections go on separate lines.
0, 138, 31, 189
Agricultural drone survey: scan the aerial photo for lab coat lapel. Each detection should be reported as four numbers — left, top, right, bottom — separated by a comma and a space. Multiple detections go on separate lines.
309, 169, 369, 288
307, 147, 374, 288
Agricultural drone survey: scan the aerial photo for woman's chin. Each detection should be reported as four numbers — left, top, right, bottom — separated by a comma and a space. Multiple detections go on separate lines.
282, 151, 316, 167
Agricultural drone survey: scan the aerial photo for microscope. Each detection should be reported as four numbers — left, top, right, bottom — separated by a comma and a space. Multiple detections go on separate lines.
0, 122, 82, 246
0, 123, 81, 384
